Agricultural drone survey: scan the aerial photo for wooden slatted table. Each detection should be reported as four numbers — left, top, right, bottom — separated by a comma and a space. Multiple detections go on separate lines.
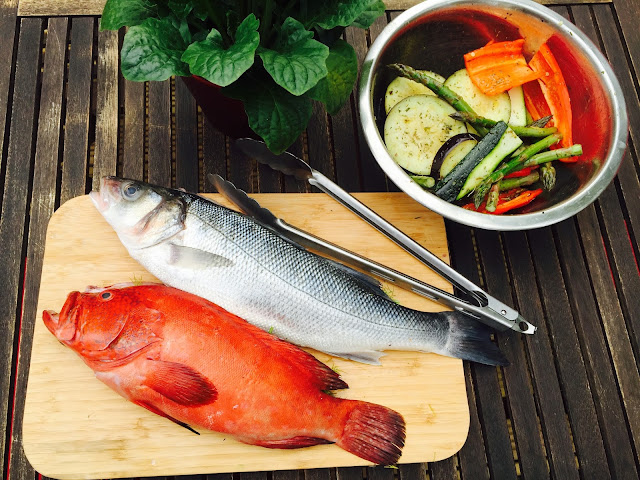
2, 0, 640, 479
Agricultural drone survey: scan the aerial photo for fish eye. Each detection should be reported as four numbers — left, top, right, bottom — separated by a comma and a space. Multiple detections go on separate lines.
122, 182, 141, 200
100, 291, 112, 300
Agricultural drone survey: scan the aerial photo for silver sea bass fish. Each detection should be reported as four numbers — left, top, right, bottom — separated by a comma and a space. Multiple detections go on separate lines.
90, 177, 507, 366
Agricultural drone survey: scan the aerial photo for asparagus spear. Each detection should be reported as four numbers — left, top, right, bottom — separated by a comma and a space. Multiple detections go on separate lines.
450, 111, 557, 137
528, 115, 553, 128
388, 64, 489, 135
540, 163, 556, 190
485, 182, 501, 212
523, 144, 583, 167
500, 171, 540, 190
473, 133, 562, 207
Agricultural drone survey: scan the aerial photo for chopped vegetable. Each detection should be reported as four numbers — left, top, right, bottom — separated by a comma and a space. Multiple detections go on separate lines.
410, 175, 436, 189
432, 133, 479, 179
507, 86, 527, 127
450, 111, 557, 138
444, 69, 511, 123
540, 163, 556, 190
500, 171, 540, 190
524, 144, 582, 167
464, 39, 542, 96
457, 125, 522, 199
473, 132, 562, 207
493, 188, 543, 214
385, 73, 445, 114
528, 42, 574, 158
485, 182, 501, 212
384, 95, 467, 175
504, 166, 536, 178
434, 122, 507, 202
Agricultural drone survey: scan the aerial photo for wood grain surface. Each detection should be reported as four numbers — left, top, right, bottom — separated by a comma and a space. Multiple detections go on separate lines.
16, 0, 612, 16
23, 192, 470, 479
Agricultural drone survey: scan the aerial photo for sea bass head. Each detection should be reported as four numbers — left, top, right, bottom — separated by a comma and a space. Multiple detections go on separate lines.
43, 284, 164, 367
90, 177, 185, 249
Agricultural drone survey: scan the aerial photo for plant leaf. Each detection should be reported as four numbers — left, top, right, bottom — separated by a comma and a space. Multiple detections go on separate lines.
181, 14, 260, 87
121, 17, 190, 81
307, 0, 386, 30
307, 39, 357, 115
100, 0, 158, 31
224, 75, 312, 154
168, 0, 193, 19
258, 17, 329, 96
352, 0, 386, 29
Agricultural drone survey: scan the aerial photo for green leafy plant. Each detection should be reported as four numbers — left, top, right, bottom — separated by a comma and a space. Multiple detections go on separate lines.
101, 0, 385, 153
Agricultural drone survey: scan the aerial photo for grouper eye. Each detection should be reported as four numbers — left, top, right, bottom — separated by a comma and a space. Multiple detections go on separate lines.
122, 182, 141, 200
100, 291, 113, 300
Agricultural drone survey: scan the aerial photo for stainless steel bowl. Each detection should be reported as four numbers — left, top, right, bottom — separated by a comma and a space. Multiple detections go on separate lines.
359, 0, 628, 230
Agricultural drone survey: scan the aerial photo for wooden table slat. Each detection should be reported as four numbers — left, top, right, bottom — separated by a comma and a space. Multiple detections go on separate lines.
528, 226, 611, 478
444, 222, 490, 480
122, 78, 145, 180
7, 16, 68, 480
447, 227, 519, 480
175, 77, 199, 192
0, 15, 42, 478
0, 0, 19, 209
92, 27, 119, 188
14, 0, 614, 17
147, 80, 171, 187
502, 231, 580, 480
554, 217, 640, 478
576, 205, 640, 465
60, 17, 94, 204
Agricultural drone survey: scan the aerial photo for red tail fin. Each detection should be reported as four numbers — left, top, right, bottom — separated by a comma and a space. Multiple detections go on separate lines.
337, 402, 406, 465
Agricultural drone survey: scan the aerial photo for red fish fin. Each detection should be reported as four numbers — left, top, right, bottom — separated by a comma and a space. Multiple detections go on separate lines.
143, 359, 217, 406
248, 327, 348, 391
133, 400, 200, 435
337, 402, 406, 465
249, 437, 333, 449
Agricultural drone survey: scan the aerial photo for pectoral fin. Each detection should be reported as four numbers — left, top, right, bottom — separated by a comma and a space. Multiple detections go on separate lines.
168, 244, 234, 269
143, 359, 217, 406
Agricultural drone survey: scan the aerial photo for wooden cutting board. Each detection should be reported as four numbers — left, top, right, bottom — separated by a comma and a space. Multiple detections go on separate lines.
23, 192, 469, 479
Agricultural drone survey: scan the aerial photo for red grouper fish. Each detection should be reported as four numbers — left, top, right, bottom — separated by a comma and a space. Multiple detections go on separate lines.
43, 283, 406, 465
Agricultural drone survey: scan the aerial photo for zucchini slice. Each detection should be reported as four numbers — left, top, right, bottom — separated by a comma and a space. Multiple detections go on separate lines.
457, 126, 523, 199
434, 122, 508, 202
444, 69, 511, 122
384, 72, 446, 114
384, 95, 467, 175
507, 86, 527, 127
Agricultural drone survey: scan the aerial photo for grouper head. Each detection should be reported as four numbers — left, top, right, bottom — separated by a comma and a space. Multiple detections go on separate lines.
90, 177, 186, 249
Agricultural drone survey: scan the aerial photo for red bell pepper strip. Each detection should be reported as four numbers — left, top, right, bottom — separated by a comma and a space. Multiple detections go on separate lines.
528, 43, 575, 161
462, 188, 543, 214
504, 165, 538, 179
492, 188, 543, 214
464, 39, 542, 96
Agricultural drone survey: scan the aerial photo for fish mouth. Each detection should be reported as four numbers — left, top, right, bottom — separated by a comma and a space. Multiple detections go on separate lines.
43, 291, 81, 342
90, 176, 122, 213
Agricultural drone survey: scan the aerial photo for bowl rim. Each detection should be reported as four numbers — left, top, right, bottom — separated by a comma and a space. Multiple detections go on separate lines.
358, 0, 628, 231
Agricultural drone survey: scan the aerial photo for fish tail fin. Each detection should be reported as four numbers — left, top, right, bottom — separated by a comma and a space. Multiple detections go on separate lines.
441, 312, 509, 366
337, 401, 406, 465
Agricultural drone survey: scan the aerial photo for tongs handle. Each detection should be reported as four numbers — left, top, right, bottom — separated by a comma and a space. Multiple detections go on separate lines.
308, 171, 536, 334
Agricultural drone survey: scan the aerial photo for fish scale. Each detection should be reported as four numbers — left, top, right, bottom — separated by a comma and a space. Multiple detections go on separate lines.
91, 177, 508, 366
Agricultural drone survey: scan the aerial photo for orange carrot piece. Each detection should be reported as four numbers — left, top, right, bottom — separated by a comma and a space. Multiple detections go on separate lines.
464, 39, 542, 96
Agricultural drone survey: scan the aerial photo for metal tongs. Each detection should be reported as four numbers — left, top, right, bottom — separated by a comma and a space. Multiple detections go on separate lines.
219, 138, 536, 334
